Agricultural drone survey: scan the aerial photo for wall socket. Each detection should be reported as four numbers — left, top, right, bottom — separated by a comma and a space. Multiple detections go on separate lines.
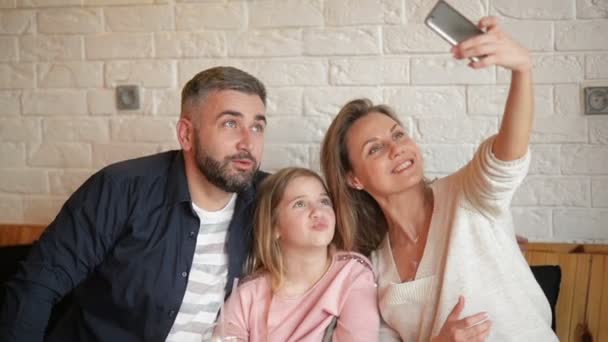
584, 86, 608, 115
116, 85, 140, 110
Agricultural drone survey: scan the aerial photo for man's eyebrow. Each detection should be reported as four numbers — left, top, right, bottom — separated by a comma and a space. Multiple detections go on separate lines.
215, 111, 267, 124
254, 114, 267, 124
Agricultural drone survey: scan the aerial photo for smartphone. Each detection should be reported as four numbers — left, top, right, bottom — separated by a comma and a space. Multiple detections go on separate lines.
425, 0, 484, 62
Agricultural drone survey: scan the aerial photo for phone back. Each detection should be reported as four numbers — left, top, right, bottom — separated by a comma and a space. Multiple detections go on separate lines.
425, 1, 483, 45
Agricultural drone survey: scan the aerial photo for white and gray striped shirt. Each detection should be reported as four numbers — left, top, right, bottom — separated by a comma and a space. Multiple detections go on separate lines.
166, 194, 235, 342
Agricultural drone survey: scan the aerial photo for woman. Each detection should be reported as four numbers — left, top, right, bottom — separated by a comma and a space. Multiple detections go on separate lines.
215, 168, 379, 341
321, 17, 558, 342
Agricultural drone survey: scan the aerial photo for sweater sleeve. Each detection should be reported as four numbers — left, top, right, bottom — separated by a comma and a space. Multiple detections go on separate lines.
333, 261, 380, 342
459, 135, 530, 219
214, 283, 252, 340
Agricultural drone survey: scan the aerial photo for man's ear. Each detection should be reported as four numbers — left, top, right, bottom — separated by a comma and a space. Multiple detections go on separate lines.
346, 172, 364, 190
176, 117, 193, 151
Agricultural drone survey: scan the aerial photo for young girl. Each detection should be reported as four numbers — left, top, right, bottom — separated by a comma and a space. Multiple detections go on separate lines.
214, 167, 379, 341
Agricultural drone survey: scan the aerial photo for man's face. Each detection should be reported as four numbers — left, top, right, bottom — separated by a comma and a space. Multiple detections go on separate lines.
189, 90, 266, 193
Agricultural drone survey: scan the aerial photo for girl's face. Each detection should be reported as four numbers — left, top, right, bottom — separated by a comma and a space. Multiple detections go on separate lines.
345, 112, 424, 197
275, 176, 336, 253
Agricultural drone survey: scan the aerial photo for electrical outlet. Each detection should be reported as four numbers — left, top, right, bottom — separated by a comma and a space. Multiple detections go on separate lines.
584, 86, 608, 115
116, 85, 140, 110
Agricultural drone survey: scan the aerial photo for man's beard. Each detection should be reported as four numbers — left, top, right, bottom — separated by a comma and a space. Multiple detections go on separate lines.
193, 136, 258, 193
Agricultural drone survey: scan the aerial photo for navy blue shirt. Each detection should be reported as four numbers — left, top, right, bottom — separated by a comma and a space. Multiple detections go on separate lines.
0, 151, 266, 342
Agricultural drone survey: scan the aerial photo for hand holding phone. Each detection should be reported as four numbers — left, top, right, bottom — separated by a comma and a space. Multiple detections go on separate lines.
425, 1, 485, 62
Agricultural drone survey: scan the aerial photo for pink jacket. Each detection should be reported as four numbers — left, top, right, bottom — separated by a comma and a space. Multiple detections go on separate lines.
216, 251, 380, 342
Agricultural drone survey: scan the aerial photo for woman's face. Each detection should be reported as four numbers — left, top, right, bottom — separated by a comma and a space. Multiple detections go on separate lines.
274, 176, 336, 253
345, 112, 424, 197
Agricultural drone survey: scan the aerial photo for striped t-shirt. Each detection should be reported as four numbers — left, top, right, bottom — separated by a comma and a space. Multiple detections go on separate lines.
166, 194, 236, 342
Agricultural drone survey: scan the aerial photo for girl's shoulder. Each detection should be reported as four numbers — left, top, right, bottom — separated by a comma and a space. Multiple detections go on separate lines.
333, 250, 374, 273
237, 271, 270, 290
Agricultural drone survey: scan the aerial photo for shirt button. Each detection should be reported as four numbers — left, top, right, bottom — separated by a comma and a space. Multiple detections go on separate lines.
168, 309, 176, 318
188, 231, 196, 238
181, 271, 188, 278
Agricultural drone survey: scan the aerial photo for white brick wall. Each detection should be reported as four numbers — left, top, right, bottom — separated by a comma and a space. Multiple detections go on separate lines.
0, 0, 607, 243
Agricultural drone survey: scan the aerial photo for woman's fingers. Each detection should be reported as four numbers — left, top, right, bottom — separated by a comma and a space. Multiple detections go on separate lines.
478, 16, 499, 31
463, 320, 492, 341
455, 43, 497, 60
468, 55, 498, 69
456, 311, 489, 329
446, 296, 465, 322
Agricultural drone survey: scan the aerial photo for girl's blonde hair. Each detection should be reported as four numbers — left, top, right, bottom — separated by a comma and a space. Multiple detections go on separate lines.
250, 167, 352, 291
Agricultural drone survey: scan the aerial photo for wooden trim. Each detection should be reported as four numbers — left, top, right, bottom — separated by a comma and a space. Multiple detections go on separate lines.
526, 242, 608, 255
0, 224, 46, 246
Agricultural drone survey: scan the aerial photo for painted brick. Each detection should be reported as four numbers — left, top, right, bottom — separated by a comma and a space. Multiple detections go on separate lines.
491, 0, 574, 19
0, 63, 34, 89
529, 144, 560, 175
468, 85, 553, 116
92, 143, 159, 167
498, 54, 584, 84
151, 89, 180, 116
586, 54, 608, 79
325, 0, 402, 25
257, 59, 328, 86
87, 89, 116, 116
228, 29, 302, 57
18, 0, 80, 6
415, 117, 497, 144
105, 60, 175, 88
513, 177, 590, 207
22, 90, 87, 115
0, 169, 48, 194
556, 21, 608, 51
385, 86, 466, 117
411, 57, 495, 85
562, 145, 608, 175
261, 144, 309, 172
592, 177, 608, 207
0, 9, 33, 34
28, 142, 92, 168
0, 118, 40, 141
420, 144, 476, 173
110, 118, 177, 143
37, 62, 103, 88
43, 118, 111, 142
249, 0, 323, 28
0, 37, 17, 61
176, 2, 245, 30
330, 57, 409, 85
589, 117, 608, 145
0, 91, 21, 115
383, 24, 448, 54
20, 35, 82, 61
155, 32, 226, 58
554, 84, 582, 115
0, 196, 23, 223
0, 142, 26, 166
531, 116, 587, 143
266, 87, 303, 116
303, 87, 382, 117
577, 0, 608, 18
265, 116, 330, 143
105, 5, 171, 32
303, 27, 381, 56
85, 33, 153, 59
37, 8, 102, 33
554, 209, 608, 240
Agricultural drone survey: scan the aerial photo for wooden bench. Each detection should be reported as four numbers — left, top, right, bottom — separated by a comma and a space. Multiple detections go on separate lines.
1, 224, 607, 341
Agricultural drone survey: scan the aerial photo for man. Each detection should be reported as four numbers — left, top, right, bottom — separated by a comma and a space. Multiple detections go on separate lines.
0, 66, 268, 342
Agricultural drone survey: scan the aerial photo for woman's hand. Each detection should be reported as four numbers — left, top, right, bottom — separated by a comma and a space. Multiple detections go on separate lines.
452, 16, 532, 73
431, 296, 492, 342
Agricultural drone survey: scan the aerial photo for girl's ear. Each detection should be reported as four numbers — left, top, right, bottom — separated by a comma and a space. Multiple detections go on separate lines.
346, 172, 364, 190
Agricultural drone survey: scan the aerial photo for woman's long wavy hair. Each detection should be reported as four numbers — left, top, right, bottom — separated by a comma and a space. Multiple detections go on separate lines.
321, 98, 403, 257
249, 167, 351, 292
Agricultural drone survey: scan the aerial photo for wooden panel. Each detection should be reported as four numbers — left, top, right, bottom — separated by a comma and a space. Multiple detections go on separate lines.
0, 224, 46, 246
555, 253, 578, 341
587, 255, 608, 342
568, 255, 591, 342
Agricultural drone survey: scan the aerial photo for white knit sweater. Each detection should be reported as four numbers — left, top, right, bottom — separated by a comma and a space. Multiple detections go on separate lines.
372, 136, 558, 342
